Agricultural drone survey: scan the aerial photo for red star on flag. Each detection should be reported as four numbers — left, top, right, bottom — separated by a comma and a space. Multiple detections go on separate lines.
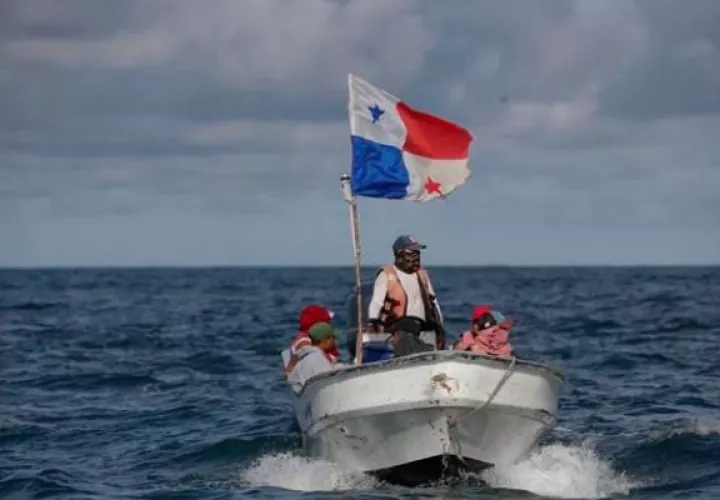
424, 177, 444, 198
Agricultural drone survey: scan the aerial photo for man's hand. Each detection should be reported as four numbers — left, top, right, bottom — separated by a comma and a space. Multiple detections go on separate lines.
367, 320, 384, 333
431, 321, 446, 350
387, 331, 399, 346
283, 354, 299, 379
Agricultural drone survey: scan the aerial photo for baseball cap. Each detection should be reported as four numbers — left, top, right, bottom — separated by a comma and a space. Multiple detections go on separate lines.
392, 235, 427, 253
298, 305, 334, 332
308, 322, 339, 342
472, 305, 491, 320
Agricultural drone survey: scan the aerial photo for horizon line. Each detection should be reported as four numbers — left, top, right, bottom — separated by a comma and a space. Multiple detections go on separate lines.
1, 263, 719, 271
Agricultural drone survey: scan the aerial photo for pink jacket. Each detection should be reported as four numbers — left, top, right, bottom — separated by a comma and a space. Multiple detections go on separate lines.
456, 326, 513, 357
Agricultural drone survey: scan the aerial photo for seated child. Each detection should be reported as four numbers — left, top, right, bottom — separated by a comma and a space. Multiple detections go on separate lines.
453, 305, 514, 357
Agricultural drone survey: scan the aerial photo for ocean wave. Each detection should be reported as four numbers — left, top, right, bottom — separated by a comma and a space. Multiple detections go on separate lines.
20, 372, 160, 391
0, 469, 91, 499
172, 435, 301, 466
2, 267, 719, 499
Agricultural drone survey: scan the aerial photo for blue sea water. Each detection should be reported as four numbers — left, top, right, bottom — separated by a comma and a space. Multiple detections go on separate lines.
1, 266, 719, 500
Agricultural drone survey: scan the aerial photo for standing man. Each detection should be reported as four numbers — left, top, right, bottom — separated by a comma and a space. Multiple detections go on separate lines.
367, 235, 446, 350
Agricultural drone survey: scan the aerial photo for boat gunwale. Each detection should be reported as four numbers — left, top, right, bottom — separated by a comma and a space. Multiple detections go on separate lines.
291, 350, 564, 397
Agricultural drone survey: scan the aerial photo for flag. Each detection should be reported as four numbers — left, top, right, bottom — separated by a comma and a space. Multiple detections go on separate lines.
348, 73, 473, 201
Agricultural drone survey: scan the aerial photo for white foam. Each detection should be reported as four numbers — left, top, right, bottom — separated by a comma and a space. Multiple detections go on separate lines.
237, 443, 643, 497
480, 442, 640, 499
667, 418, 720, 438
691, 420, 720, 436
237, 452, 380, 492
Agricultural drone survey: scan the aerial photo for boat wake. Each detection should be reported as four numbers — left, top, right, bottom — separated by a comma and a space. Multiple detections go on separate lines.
479, 442, 640, 499
237, 441, 638, 499
238, 451, 381, 492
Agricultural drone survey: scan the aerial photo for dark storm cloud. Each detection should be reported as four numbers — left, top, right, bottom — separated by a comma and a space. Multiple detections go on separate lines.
598, 51, 720, 120
2, 0, 717, 127
596, 0, 720, 121
0, 0, 160, 42
2, 0, 716, 138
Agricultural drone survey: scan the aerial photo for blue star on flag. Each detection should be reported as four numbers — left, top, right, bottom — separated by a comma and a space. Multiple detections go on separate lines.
368, 104, 385, 123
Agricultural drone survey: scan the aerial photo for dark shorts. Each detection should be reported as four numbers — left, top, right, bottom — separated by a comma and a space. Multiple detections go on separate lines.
392, 330, 434, 358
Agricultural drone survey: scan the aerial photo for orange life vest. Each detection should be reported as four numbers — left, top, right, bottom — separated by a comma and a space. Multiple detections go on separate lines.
376, 265, 431, 326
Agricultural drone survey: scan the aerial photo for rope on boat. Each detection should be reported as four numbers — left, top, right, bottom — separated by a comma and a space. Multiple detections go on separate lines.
443, 355, 518, 468
454, 355, 517, 425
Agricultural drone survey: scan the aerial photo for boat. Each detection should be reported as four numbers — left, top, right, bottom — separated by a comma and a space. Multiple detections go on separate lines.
280, 285, 565, 486
279, 74, 565, 485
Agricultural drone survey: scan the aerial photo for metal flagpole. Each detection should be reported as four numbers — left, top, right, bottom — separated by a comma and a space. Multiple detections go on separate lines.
340, 173, 364, 365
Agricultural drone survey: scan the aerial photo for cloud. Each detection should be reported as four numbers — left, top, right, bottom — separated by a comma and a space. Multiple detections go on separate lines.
595, 0, 720, 120
1, 0, 719, 265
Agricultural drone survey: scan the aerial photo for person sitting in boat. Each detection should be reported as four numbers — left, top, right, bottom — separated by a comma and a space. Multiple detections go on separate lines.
284, 305, 338, 379
307, 322, 341, 361
367, 235, 446, 350
284, 322, 343, 389
453, 305, 515, 357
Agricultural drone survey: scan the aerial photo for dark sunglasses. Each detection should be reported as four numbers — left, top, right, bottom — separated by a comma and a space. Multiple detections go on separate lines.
397, 249, 420, 256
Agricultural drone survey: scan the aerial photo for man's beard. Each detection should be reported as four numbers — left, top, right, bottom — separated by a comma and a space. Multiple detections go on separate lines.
395, 251, 421, 273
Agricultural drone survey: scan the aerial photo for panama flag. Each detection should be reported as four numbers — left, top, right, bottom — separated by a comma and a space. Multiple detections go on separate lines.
348, 73, 473, 201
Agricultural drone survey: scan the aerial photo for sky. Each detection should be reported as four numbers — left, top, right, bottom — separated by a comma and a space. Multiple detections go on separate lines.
1, 0, 719, 267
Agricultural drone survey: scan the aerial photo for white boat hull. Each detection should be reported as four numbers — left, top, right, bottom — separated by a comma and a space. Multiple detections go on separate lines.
286, 350, 564, 484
